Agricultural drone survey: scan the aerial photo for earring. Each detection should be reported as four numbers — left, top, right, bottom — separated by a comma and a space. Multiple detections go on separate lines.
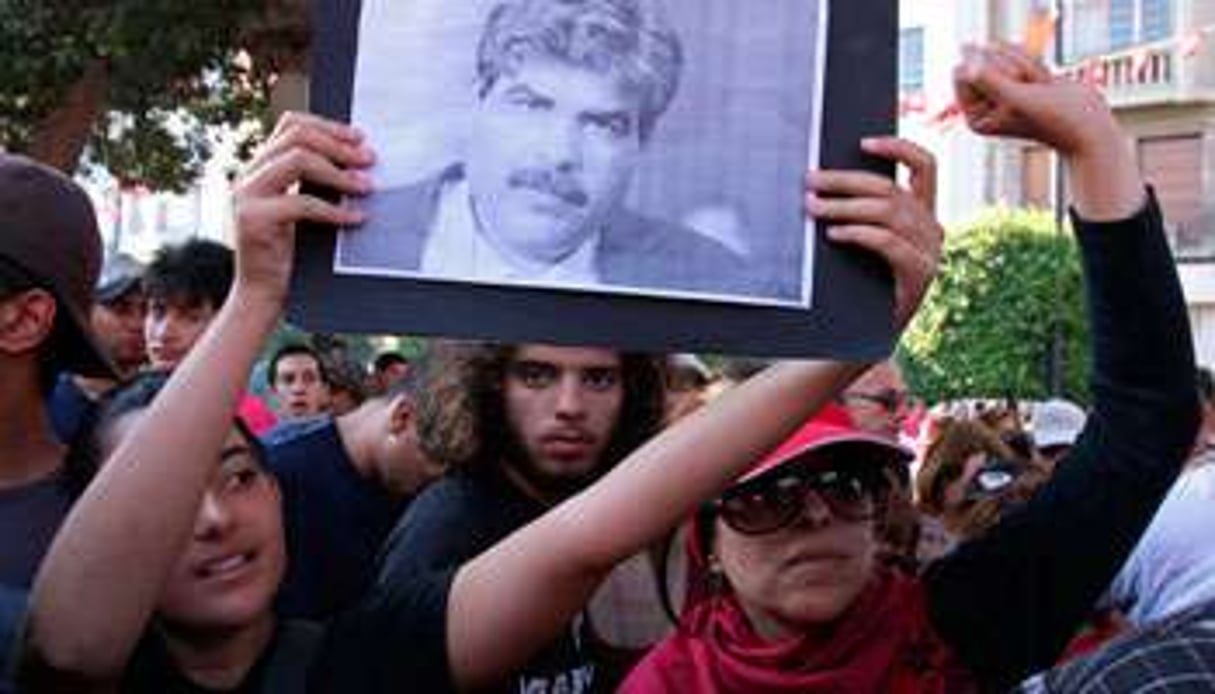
706, 553, 726, 596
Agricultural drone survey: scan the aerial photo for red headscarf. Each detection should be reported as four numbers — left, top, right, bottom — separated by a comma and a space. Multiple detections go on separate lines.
622, 570, 974, 693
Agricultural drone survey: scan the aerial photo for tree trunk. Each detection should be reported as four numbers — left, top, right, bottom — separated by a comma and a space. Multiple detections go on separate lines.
27, 60, 110, 173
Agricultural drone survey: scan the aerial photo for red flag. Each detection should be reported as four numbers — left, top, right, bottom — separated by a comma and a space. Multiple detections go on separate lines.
929, 102, 963, 133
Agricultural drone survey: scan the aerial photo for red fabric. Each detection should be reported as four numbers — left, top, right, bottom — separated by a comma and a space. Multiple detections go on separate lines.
621, 571, 977, 694
1058, 611, 1127, 663
743, 403, 909, 483
237, 391, 277, 435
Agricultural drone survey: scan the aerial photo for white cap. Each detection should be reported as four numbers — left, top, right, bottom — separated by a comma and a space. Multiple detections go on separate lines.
1032, 399, 1087, 449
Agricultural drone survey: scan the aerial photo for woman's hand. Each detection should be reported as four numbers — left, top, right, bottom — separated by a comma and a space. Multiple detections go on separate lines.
806, 137, 943, 330
231, 112, 375, 309
953, 42, 1142, 220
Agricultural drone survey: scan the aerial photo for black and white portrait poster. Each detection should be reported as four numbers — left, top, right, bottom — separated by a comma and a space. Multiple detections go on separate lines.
297, 0, 898, 358
335, 0, 825, 307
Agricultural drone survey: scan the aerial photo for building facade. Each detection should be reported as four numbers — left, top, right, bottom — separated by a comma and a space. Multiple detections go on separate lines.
900, 0, 1215, 364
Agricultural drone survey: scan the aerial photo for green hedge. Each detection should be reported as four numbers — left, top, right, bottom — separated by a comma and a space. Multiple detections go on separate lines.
899, 207, 1090, 405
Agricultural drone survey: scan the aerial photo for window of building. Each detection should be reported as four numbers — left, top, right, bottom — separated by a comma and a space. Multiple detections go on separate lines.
1141, 0, 1172, 42
1109, 0, 1135, 49
1067, 0, 1173, 59
1138, 134, 1210, 259
899, 27, 925, 93
1108, 0, 1172, 51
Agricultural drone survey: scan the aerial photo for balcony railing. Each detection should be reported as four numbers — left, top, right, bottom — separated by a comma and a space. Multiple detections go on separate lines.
1061, 37, 1214, 108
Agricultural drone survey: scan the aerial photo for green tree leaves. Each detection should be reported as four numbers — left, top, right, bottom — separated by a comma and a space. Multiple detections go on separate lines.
0, 0, 279, 191
900, 208, 1091, 404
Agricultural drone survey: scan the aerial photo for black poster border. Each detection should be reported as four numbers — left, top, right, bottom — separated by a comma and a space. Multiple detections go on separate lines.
292, 0, 898, 359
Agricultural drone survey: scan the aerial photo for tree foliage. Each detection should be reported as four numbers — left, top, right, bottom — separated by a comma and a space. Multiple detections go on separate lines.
0, 0, 290, 191
900, 208, 1091, 405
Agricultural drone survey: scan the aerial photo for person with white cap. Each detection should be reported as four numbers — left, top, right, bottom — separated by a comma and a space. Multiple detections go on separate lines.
1030, 398, 1087, 465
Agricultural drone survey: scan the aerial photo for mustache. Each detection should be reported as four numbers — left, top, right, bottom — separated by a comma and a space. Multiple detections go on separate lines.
508, 169, 589, 208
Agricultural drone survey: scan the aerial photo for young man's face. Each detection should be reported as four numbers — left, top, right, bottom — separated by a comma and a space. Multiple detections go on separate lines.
271, 354, 330, 420
467, 58, 644, 267
145, 296, 217, 370
91, 289, 146, 374
502, 345, 624, 494
158, 427, 286, 632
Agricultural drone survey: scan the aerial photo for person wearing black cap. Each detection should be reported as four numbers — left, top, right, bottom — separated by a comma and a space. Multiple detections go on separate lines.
0, 153, 116, 587
46, 252, 147, 445
0, 153, 116, 693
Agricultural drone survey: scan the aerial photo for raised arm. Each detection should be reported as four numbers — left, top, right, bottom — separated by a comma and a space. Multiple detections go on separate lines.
20, 113, 373, 685
924, 43, 1200, 688
446, 140, 944, 689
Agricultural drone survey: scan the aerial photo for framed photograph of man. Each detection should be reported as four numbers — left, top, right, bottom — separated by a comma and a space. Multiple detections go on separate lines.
296, 0, 899, 358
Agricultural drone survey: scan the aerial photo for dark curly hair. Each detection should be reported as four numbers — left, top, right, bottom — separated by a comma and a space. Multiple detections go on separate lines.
415, 341, 665, 476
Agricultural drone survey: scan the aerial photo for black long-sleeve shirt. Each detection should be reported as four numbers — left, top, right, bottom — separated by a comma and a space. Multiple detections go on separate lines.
925, 191, 1200, 689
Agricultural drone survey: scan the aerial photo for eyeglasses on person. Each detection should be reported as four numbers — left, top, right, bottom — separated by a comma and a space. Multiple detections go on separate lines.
840, 389, 911, 413
714, 454, 887, 535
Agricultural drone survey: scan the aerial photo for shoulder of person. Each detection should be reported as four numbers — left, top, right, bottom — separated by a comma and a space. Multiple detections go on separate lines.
390, 474, 479, 531
376, 473, 507, 576
264, 417, 339, 464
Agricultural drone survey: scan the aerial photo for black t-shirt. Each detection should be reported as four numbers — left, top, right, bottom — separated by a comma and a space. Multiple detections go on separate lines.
309, 466, 597, 693
121, 620, 322, 694
264, 418, 407, 621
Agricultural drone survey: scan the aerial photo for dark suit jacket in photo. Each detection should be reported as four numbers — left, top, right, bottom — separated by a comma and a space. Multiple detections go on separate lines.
338, 165, 764, 298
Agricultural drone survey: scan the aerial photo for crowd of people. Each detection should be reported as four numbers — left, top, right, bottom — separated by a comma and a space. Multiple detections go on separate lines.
0, 14, 1210, 694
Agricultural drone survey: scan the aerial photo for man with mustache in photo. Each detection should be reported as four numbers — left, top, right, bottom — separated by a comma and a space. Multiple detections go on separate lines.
343, 0, 759, 296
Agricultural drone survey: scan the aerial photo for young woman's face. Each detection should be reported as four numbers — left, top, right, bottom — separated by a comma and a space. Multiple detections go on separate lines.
714, 461, 880, 639
155, 427, 285, 632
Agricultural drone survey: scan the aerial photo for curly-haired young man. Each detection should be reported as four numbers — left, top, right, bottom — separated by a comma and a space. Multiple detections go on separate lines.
365, 340, 663, 691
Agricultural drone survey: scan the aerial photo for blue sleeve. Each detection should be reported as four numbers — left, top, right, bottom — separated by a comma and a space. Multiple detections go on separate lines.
925, 192, 1201, 688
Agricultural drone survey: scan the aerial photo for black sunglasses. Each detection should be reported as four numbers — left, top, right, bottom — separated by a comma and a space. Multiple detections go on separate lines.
714, 456, 885, 535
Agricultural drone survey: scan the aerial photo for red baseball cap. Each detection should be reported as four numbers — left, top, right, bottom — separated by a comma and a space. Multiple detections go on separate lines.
736, 402, 913, 485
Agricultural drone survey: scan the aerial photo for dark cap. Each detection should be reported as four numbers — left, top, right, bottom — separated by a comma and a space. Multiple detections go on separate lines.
96, 252, 144, 304
0, 154, 115, 377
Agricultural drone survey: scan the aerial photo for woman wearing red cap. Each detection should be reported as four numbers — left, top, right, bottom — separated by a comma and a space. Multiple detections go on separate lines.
621, 43, 1200, 693
19, 44, 1196, 694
